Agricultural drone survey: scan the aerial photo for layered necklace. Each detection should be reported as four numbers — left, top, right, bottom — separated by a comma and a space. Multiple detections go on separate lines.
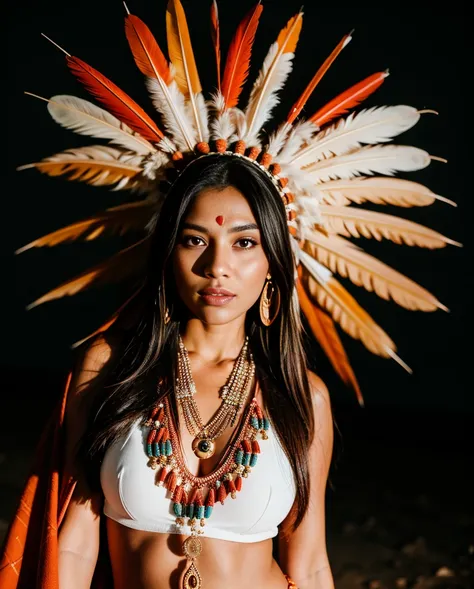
144, 336, 270, 589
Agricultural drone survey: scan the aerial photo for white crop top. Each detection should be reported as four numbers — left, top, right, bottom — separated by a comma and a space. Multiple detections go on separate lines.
100, 414, 296, 543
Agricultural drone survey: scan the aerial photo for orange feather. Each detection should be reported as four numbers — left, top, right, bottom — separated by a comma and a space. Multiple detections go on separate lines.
287, 32, 352, 125
67, 56, 165, 143
276, 11, 303, 54
210, 0, 221, 92
125, 14, 172, 84
296, 272, 363, 405
221, 2, 263, 108
310, 70, 388, 128
166, 0, 201, 96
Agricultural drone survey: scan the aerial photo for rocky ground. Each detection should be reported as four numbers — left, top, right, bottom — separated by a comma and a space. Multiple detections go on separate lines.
1, 370, 472, 588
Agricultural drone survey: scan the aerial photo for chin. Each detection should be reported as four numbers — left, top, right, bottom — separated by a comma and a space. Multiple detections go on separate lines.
190, 303, 247, 326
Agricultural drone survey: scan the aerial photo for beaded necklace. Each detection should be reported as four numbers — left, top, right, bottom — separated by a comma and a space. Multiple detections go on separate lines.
144, 388, 270, 589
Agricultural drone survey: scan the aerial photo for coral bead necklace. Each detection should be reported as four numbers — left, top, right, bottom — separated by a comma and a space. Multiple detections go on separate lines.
144, 339, 270, 589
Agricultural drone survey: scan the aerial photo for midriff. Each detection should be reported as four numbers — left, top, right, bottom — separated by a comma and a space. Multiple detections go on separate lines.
106, 518, 289, 589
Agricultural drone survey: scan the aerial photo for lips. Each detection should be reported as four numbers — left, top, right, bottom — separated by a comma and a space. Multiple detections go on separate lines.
198, 287, 236, 306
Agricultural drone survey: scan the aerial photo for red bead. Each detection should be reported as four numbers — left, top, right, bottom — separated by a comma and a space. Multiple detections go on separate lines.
242, 439, 252, 454
206, 488, 215, 507
158, 467, 168, 484
157, 407, 165, 422
217, 484, 227, 505
156, 428, 165, 443
226, 479, 236, 495
188, 487, 198, 505
147, 429, 157, 445
255, 406, 263, 419
161, 428, 169, 443
235, 475, 243, 492
195, 489, 204, 506
166, 471, 177, 494
172, 486, 183, 503
252, 440, 261, 454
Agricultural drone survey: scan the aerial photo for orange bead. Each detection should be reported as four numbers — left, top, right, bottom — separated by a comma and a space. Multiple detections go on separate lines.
196, 141, 210, 154
172, 151, 184, 161
270, 163, 281, 175
234, 140, 246, 154
247, 146, 260, 160
215, 139, 227, 153
259, 152, 272, 168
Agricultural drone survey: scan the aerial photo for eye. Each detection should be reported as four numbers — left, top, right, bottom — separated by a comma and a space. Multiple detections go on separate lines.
182, 235, 206, 247
235, 238, 258, 249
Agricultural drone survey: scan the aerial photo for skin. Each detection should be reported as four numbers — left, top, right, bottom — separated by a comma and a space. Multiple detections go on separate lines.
58, 187, 335, 589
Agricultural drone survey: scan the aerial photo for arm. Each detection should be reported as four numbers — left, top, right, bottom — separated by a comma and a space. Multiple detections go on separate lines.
278, 372, 335, 589
58, 336, 113, 588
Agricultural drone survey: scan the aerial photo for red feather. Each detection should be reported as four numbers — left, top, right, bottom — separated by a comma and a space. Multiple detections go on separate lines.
221, 2, 263, 109
67, 56, 165, 144
287, 32, 352, 125
125, 14, 172, 84
310, 70, 388, 128
210, 0, 221, 91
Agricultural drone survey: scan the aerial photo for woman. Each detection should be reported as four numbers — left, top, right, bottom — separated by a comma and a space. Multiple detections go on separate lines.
57, 155, 334, 589
2, 0, 452, 586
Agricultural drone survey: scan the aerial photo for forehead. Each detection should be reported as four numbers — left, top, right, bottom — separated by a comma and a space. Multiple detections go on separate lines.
185, 186, 256, 222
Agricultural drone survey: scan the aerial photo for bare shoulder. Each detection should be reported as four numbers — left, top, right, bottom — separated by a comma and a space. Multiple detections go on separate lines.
306, 370, 334, 460
68, 334, 115, 402
307, 370, 331, 407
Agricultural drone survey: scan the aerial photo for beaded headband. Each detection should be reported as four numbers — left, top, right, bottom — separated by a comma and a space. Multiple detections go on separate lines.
16, 0, 459, 403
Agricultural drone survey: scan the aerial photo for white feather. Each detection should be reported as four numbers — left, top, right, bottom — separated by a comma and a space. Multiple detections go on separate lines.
47, 95, 156, 156
267, 122, 291, 156
146, 77, 196, 151
243, 42, 295, 144
316, 177, 455, 207
195, 93, 210, 142
276, 120, 318, 164
294, 106, 421, 168
299, 249, 333, 283
209, 91, 226, 113
210, 110, 236, 141
229, 108, 248, 141
307, 145, 431, 183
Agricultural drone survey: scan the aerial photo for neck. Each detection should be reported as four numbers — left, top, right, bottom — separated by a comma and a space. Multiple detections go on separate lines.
180, 317, 247, 364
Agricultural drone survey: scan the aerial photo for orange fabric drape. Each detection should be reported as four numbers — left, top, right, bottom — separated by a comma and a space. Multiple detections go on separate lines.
0, 374, 110, 589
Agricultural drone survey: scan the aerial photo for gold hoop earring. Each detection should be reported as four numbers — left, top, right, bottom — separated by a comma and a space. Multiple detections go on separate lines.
259, 274, 280, 326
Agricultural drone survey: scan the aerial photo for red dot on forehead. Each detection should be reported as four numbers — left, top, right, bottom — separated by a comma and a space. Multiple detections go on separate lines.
215, 215, 225, 226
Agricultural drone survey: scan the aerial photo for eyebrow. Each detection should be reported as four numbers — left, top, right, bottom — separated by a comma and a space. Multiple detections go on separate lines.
182, 222, 259, 234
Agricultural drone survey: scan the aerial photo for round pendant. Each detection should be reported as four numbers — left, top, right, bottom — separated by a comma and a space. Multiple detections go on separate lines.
183, 535, 203, 559
192, 437, 215, 459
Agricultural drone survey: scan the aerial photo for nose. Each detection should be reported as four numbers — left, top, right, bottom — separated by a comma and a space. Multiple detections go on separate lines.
202, 242, 230, 279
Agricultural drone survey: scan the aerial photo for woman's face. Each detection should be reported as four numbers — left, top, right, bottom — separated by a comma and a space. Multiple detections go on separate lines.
173, 185, 269, 325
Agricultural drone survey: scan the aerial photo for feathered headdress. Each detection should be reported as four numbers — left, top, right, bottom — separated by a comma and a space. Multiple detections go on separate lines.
17, 0, 460, 405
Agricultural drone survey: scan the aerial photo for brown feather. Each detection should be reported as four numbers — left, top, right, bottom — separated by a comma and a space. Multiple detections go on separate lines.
15, 201, 156, 254
27, 238, 150, 310
320, 205, 461, 248
297, 271, 363, 405
303, 234, 448, 312
17, 146, 143, 190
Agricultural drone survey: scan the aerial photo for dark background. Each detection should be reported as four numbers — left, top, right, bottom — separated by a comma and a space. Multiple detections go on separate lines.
3, 0, 473, 585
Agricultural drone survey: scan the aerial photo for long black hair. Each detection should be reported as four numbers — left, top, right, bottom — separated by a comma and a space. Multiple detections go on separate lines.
79, 154, 315, 530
